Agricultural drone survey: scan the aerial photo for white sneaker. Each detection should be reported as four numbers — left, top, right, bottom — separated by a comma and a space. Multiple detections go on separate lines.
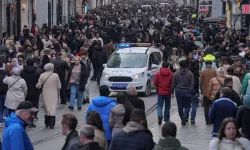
0, 123, 3, 128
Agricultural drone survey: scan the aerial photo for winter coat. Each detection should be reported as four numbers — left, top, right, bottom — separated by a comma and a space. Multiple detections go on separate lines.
171, 68, 194, 94
189, 65, 200, 93
154, 137, 188, 150
154, 68, 173, 95
214, 86, 241, 106
62, 130, 81, 150
209, 137, 250, 150
36, 72, 61, 116
20, 65, 41, 94
66, 63, 88, 91
86, 96, 117, 141
226, 75, 242, 95
109, 104, 125, 137
91, 47, 108, 66
4, 76, 27, 110
242, 73, 250, 95
207, 76, 225, 101
168, 55, 179, 70
84, 125, 107, 150
200, 67, 217, 97
2, 113, 34, 150
78, 142, 103, 150
209, 97, 238, 136
108, 121, 155, 150
127, 94, 145, 111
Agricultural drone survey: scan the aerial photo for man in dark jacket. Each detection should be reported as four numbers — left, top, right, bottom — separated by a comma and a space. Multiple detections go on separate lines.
78, 125, 103, 150
171, 60, 194, 125
126, 85, 145, 111
52, 53, 70, 106
20, 59, 42, 127
209, 87, 238, 137
154, 62, 173, 125
61, 114, 81, 150
91, 41, 108, 85
214, 77, 241, 106
109, 109, 154, 150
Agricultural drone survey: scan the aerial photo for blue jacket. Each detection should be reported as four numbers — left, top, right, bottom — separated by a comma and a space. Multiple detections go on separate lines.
86, 96, 117, 140
209, 97, 238, 136
2, 113, 34, 150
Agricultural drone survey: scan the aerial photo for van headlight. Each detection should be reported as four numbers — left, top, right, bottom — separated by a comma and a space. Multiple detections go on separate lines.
102, 73, 109, 78
132, 73, 144, 79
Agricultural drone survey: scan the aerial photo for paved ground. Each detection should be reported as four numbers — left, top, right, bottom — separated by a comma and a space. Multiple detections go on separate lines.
0, 81, 213, 150
150, 106, 212, 150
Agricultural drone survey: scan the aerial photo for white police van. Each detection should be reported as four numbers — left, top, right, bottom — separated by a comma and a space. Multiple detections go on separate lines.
100, 43, 163, 96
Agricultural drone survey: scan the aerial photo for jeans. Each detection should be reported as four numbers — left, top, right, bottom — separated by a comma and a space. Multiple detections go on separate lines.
190, 93, 198, 121
0, 95, 6, 123
157, 94, 171, 121
70, 83, 83, 108
60, 80, 66, 105
175, 89, 192, 121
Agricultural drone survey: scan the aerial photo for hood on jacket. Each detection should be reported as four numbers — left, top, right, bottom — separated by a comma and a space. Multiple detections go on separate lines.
203, 54, 215, 61
179, 68, 189, 75
123, 121, 146, 134
92, 96, 116, 107
5, 113, 27, 128
157, 137, 184, 150
23, 65, 36, 73
160, 68, 172, 76
111, 104, 125, 116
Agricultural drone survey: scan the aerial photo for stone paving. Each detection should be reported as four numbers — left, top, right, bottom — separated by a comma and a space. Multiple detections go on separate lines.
150, 106, 213, 150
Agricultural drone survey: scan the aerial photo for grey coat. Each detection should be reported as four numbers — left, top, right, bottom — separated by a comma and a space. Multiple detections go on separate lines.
4, 76, 27, 110
109, 104, 125, 137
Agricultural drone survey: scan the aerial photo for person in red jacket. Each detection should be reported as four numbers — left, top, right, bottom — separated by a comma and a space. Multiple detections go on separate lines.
154, 62, 173, 125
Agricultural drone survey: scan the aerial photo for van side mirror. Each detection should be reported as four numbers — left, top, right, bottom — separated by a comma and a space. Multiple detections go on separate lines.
151, 64, 158, 70
103, 64, 107, 68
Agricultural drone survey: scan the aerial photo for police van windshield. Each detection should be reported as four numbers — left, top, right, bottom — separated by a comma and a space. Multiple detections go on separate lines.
107, 53, 148, 68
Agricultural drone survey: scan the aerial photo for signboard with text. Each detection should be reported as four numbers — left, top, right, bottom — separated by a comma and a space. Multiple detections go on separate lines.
242, 4, 250, 14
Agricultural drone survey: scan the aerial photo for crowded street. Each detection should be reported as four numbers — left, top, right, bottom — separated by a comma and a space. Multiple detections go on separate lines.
1, 0, 250, 149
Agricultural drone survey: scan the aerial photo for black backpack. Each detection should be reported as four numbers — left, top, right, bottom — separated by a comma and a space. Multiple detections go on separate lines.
0, 68, 8, 94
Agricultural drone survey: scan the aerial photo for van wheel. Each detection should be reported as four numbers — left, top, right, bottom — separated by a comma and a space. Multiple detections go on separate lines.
142, 81, 151, 97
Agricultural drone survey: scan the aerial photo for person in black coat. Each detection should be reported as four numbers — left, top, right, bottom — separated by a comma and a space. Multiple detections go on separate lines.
52, 53, 70, 106
62, 114, 81, 150
78, 126, 103, 150
126, 85, 145, 111
20, 58, 42, 127
91, 41, 108, 85
214, 77, 241, 106
109, 109, 154, 150
236, 91, 250, 140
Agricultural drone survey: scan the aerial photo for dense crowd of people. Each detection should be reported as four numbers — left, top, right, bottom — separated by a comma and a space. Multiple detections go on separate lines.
0, 0, 250, 149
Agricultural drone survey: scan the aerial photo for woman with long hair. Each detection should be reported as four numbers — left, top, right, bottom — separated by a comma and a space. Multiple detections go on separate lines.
86, 111, 108, 150
209, 118, 250, 150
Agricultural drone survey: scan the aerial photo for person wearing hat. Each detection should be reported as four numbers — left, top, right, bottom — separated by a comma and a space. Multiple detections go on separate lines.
2, 101, 38, 150
85, 85, 117, 146
236, 85, 250, 140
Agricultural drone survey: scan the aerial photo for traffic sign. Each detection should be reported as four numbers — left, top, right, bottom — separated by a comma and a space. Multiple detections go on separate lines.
242, 4, 250, 14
